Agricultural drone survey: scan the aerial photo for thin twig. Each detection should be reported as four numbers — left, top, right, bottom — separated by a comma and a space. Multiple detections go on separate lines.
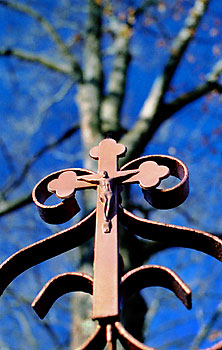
191, 302, 222, 349
0, 48, 72, 75
0, 0, 83, 82
2, 124, 79, 196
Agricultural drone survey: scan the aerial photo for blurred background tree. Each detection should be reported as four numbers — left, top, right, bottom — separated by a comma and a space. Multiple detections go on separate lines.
0, 0, 222, 349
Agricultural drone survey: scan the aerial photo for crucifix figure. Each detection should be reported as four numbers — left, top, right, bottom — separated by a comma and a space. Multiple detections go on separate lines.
0, 138, 222, 350
98, 170, 114, 233
78, 170, 115, 233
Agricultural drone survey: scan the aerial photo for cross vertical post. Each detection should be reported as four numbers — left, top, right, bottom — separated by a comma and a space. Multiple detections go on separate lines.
90, 139, 126, 320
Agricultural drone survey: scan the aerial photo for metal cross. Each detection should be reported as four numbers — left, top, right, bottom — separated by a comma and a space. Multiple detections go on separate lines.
47, 138, 169, 320
0, 138, 222, 350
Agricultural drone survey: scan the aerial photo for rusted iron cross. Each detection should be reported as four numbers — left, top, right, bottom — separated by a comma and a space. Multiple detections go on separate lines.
1, 137, 222, 350
47, 138, 169, 319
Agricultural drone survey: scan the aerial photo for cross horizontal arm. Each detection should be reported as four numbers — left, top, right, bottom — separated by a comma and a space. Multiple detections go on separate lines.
33, 168, 98, 223
121, 161, 169, 188
121, 154, 189, 209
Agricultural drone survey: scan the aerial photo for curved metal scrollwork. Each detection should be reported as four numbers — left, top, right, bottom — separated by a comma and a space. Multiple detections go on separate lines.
0, 138, 221, 350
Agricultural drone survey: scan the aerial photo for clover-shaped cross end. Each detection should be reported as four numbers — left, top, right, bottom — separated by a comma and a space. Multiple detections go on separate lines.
48, 171, 78, 199
137, 161, 170, 189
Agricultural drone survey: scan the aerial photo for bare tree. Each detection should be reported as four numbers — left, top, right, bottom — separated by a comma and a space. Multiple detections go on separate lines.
0, 0, 222, 349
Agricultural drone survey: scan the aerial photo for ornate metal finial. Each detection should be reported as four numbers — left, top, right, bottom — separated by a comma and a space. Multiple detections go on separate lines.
0, 138, 222, 350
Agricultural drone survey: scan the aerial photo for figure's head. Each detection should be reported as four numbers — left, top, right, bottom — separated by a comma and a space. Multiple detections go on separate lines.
101, 170, 108, 178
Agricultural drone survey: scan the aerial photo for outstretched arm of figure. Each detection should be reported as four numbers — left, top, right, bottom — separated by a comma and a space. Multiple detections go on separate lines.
78, 176, 100, 184
0, 209, 96, 295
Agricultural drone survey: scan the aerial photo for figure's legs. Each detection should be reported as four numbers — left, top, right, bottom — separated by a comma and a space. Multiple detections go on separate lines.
100, 192, 113, 233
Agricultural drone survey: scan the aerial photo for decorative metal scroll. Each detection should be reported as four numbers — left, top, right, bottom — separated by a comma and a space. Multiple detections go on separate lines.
0, 138, 222, 350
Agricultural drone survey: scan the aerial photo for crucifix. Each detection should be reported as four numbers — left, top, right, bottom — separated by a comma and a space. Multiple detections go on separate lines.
47, 138, 170, 319
0, 137, 222, 350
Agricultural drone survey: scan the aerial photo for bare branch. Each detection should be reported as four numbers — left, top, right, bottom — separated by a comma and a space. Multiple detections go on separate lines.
101, 21, 131, 136
208, 60, 222, 81
166, 82, 219, 115
134, 0, 156, 17
100, 1, 158, 138
0, 124, 79, 216
166, 60, 222, 115
0, 137, 17, 177
0, 0, 83, 82
2, 124, 79, 196
7, 287, 65, 348
77, 0, 103, 168
0, 48, 72, 75
120, 0, 210, 164
0, 193, 32, 217
191, 302, 222, 349
139, 0, 210, 117
35, 79, 75, 121
159, 0, 210, 95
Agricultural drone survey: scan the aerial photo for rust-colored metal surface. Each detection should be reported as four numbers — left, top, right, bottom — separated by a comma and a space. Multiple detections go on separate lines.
0, 137, 222, 350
